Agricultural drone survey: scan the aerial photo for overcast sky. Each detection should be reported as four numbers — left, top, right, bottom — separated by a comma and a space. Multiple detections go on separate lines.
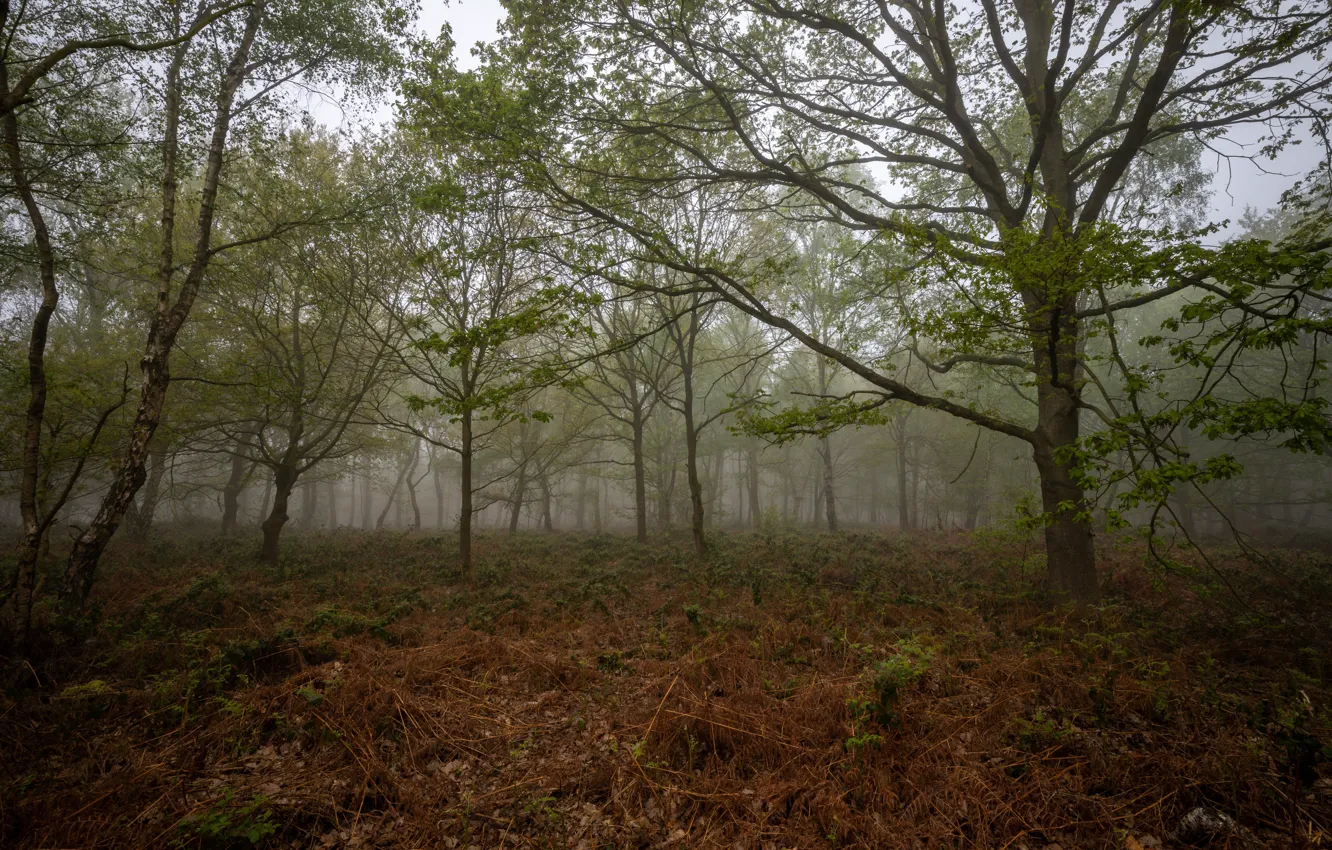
313, 0, 1322, 230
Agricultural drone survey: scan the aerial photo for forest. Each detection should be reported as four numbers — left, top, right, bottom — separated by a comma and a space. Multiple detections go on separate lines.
1, 1, 1331, 847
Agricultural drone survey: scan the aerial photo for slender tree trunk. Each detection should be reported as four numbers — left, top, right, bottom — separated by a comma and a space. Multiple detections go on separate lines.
812, 473, 822, 527
577, 472, 590, 530
964, 489, 982, 530
260, 463, 296, 565
820, 435, 837, 532
896, 434, 909, 530
299, 479, 318, 528
377, 447, 412, 530
327, 479, 337, 528
910, 442, 921, 530
129, 441, 168, 540
360, 462, 372, 529
404, 440, 422, 529
576, 471, 588, 530
433, 455, 445, 530
632, 415, 648, 543
675, 307, 707, 556
593, 473, 603, 532
683, 412, 705, 555
708, 449, 724, 528
459, 411, 473, 574
408, 475, 421, 530
60, 2, 267, 605
349, 463, 357, 526
747, 437, 761, 529
869, 466, 880, 526
540, 474, 554, 532
5, 52, 60, 633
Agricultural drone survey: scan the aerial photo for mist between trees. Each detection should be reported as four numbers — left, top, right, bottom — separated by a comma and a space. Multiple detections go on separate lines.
3, 0, 1332, 636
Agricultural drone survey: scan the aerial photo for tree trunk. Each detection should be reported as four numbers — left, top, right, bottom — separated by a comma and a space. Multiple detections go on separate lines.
260, 463, 296, 565
683, 410, 706, 556
576, 471, 588, 530
377, 447, 412, 530
508, 461, 528, 533
1031, 308, 1099, 604
747, 437, 761, 529
593, 473, 603, 532
129, 441, 168, 540
868, 465, 880, 526
327, 479, 338, 528
896, 433, 909, 530
59, 2, 267, 606
632, 416, 648, 543
408, 472, 422, 530
540, 474, 554, 532
910, 442, 921, 530
361, 462, 372, 529
459, 411, 473, 573
299, 479, 318, 528
820, 435, 837, 531
433, 455, 445, 530
260, 470, 273, 522
221, 452, 249, 535
404, 440, 422, 529
5, 55, 60, 634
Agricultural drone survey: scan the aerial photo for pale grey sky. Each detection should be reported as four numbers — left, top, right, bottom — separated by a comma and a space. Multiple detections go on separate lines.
422, 0, 503, 70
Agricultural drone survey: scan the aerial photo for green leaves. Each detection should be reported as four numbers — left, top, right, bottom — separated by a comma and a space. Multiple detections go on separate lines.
736, 392, 889, 444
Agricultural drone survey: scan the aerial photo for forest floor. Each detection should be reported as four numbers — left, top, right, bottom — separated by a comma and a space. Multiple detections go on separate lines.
1, 528, 1331, 850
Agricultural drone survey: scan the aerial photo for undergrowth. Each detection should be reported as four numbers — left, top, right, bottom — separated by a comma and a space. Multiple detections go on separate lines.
1, 528, 1329, 849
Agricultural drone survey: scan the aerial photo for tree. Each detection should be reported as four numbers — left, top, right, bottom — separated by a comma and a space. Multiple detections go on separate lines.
382, 153, 589, 573
491, 0, 1332, 603
1, 6, 166, 633
195, 132, 400, 564
59, 0, 415, 604
653, 280, 769, 554
572, 292, 675, 542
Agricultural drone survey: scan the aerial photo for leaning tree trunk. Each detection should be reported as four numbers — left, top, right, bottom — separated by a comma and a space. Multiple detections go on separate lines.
260, 463, 296, 565
59, 2, 266, 606
377, 446, 413, 530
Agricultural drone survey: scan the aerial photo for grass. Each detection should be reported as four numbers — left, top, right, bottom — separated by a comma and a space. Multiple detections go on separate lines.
1, 527, 1330, 849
